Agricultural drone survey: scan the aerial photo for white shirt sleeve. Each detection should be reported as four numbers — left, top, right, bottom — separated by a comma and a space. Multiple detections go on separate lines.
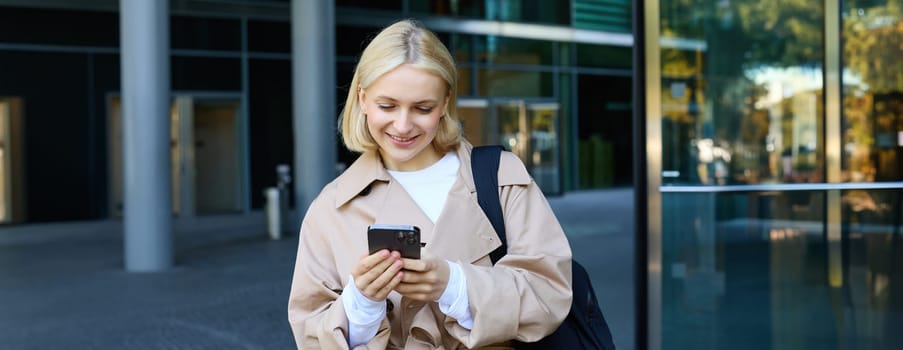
437, 261, 474, 329
341, 276, 385, 347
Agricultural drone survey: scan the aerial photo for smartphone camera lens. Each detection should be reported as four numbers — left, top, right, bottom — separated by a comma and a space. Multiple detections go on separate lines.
396, 231, 405, 241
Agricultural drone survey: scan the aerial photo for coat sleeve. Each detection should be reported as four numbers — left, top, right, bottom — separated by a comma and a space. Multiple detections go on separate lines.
446, 177, 573, 348
287, 192, 391, 349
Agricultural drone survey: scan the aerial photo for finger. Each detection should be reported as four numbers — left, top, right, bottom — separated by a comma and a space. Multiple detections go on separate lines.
364, 259, 403, 296
373, 270, 404, 300
400, 257, 428, 272
356, 251, 399, 286
401, 270, 442, 287
353, 249, 390, 275
394, 282, 432, 299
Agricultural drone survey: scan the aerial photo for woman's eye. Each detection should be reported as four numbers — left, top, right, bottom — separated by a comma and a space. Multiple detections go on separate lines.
377, 104, 395, 110
416, 107, 433, 113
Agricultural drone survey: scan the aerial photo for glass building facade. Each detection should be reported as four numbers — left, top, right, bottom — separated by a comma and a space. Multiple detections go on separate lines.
0, 0, 633, 224
643, 0, 903, 348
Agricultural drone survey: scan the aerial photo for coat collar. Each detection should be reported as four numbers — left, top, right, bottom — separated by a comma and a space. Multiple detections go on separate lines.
333, 140, 532, 207
334, 150, 391, 208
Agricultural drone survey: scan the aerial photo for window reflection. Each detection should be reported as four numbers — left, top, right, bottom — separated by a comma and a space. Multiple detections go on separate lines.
661, 0, 825, 186
474, 36, 553, 66
843, 0, 903, 182
841, 189, 903, 346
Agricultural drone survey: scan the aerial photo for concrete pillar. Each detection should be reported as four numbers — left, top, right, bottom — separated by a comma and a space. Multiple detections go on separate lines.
291, 0, 337, 222
120, 0, 173, 272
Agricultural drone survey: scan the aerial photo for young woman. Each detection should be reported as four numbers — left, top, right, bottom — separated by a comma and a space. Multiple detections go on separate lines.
288, 19, 573, 349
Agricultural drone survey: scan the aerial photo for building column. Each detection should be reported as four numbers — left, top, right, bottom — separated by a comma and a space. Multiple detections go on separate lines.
120, 0, 173, 272
291, 0, 337, 222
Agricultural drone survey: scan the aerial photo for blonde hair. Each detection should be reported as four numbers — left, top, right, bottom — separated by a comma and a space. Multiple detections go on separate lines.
339, 19, 462, 153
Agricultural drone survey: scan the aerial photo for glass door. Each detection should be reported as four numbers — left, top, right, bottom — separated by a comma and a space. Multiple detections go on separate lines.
192, 99, 242, 214
109, 94, 245, 218
496, 100, 562, 194
458, 99, 493, 146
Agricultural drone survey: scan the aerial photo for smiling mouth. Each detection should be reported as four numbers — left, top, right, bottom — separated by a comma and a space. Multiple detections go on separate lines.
388, 134, 417, 143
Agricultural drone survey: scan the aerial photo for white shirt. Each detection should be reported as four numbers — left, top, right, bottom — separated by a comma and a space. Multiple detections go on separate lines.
387, 152, 459, 223
343, 152, 473, 347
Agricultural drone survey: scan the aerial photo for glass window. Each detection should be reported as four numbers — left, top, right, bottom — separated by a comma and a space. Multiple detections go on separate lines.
660, 0, 824, 186
458, 66, 473, 97
0, 7, 118, 47
488, 0, 570, 25
336, 26, 381, 58
249, 58, 293, 209
248, 20, 290, 53
839, 189, 903, 350
410, 0, 569, 24
336, 0, 402, 11
842, 0, 903, 182
452, 34, 472, 63
475, 36, 554, 66
662, 190, 829, 349
171, 16, 241, 51
171, 57, 241, 90
573, 0, 632, 33
410, 0, 486, 18
578, 74, 632, 188
575, 43, 632, 69
477, 69, 552, 97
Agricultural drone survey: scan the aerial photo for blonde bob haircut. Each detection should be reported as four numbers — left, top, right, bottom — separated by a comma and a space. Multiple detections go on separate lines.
339, 19, 462, 154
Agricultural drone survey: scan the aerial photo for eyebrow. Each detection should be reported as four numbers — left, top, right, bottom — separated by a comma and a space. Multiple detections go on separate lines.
375, 96, 438, 104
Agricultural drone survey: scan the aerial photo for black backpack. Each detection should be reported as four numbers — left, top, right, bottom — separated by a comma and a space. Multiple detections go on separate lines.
471, 145, 616, 350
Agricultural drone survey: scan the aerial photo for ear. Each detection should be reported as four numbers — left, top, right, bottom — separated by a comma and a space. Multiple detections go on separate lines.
357, 87, 366, 110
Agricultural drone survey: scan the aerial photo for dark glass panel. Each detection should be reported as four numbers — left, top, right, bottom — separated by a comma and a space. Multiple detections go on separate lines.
171, 57, 241, 91
577, 74, 632, 188
0, 7, 118, 47
336, 25, 381, 57
575, 43, 632, 69
475, 36, 554, 66
248, 59, 293, 209
409, 0, 486, 18
336, 0, 402, 11
171, 16, 241, 51
662, 190, 830, 349
0, 51, 100, 221
476, 69, 553, 97
248, 20, 290, 53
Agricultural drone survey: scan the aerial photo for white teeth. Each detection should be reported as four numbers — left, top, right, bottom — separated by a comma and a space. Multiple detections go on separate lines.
389, 134, 414, 142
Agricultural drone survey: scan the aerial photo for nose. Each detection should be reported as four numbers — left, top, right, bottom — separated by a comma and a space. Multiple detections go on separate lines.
392, 110, 413, 134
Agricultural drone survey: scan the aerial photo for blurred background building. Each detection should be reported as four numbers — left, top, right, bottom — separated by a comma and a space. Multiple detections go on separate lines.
1, 0, 902, 349
0, 0, 633, 227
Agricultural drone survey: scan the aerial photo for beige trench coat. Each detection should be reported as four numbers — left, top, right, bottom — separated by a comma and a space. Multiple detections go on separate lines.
288, 142, 573, 349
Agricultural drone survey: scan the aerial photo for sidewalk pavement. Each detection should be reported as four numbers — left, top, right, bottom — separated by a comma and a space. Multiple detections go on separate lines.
0, 188, 635, 350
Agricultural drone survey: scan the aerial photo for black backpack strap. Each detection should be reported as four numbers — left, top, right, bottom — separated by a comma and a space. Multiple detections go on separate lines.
471, 145, 507, 265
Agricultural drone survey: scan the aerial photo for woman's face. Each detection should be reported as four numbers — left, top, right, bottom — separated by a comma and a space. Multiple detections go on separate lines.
360, 64, 449, 171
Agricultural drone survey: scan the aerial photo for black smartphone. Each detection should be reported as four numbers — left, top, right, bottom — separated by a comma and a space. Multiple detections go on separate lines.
367, 224, 422, 259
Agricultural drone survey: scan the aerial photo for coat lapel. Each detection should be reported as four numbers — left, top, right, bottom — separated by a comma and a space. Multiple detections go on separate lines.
428, 176, 501, 264
372, 179, 436, 246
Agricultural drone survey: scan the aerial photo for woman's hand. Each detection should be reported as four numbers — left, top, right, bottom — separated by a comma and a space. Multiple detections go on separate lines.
352, 249, 404, 301
395, 252, 450, 301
